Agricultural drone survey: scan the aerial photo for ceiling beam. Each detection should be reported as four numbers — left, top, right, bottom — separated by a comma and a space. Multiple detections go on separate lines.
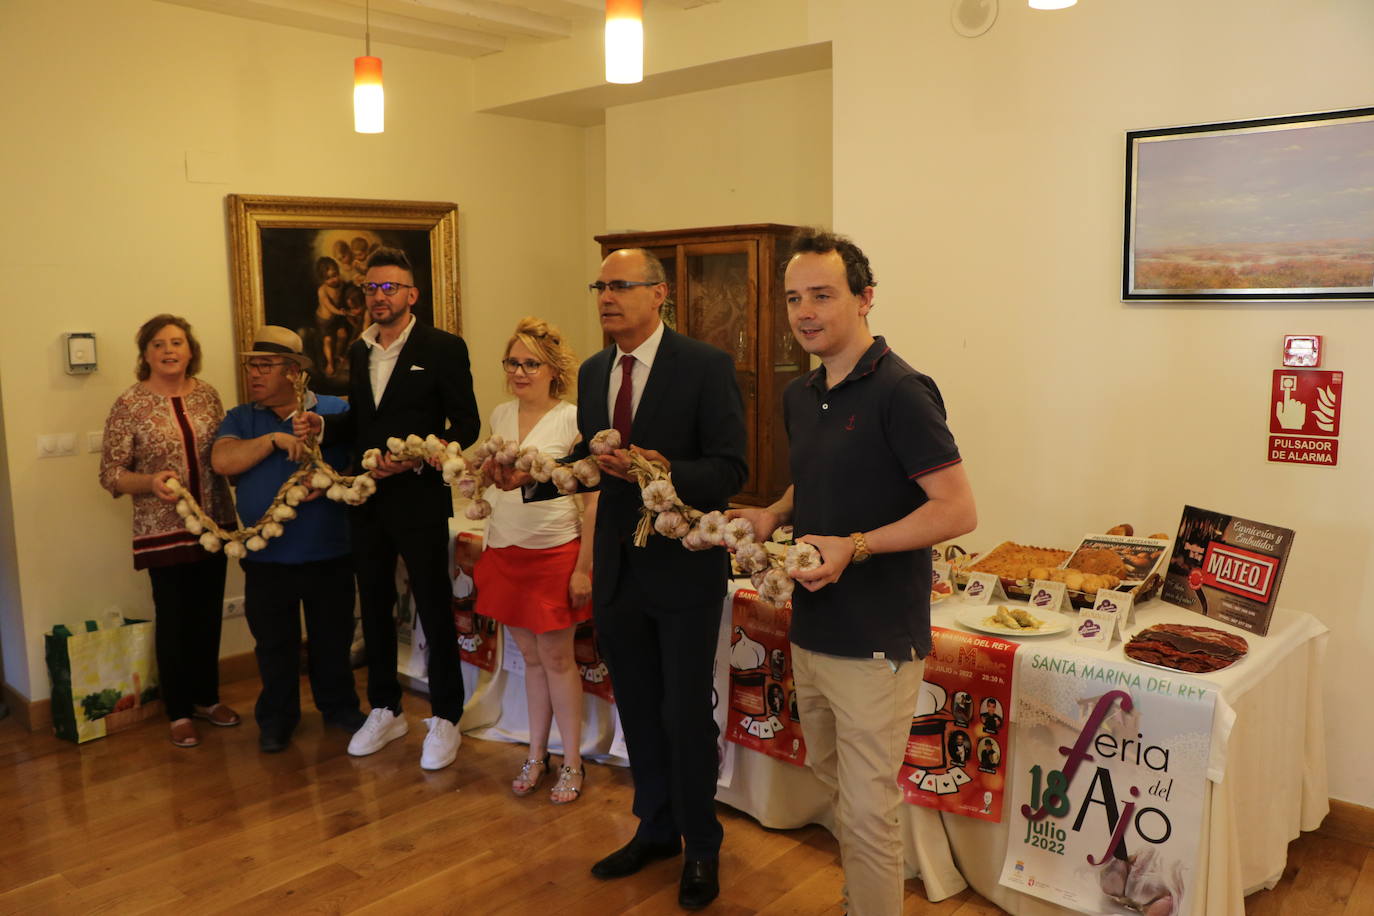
387, 0, 571, 40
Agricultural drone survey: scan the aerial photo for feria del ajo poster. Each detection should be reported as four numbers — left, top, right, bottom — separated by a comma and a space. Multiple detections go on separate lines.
999, 647, 1221, 915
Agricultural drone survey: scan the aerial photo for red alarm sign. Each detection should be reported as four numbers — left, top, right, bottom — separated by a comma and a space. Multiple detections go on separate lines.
1268, 369, 1342, 467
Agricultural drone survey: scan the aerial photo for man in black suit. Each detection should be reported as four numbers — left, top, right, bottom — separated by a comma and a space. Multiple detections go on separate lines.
499, 248, 746, 908
297, 247, 479, 771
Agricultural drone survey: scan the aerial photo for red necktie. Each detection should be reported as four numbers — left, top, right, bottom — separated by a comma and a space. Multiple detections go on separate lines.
613, 354, 635, 445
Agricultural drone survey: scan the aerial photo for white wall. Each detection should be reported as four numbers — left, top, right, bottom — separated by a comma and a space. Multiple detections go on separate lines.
0, 0, 593, 703
604, 71, 833, 232
825, 0, 1374, 806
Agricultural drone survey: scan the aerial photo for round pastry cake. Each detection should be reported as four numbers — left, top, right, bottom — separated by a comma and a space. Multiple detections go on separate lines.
1124, 623, 1248, 673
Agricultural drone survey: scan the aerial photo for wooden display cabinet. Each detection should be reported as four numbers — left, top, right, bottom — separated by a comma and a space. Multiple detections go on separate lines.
595, 224, 805, 507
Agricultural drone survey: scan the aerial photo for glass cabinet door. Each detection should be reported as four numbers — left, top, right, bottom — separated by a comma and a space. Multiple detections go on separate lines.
680, 241, 758, 500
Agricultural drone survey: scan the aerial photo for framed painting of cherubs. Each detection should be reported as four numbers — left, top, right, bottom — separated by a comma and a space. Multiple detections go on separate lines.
226, 194, 460, 400
1123, 106, 1374, 301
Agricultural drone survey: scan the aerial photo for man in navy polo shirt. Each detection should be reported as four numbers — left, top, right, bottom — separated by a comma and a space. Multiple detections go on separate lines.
212, 326, 363, 753
729, 229, 977, 914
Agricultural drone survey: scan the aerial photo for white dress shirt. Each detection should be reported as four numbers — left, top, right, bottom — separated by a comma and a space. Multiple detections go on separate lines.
360, 313, 418, 405
607, 320, 665, 423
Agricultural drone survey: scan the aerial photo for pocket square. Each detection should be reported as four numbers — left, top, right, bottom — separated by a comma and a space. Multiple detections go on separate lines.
409, 365, 426, 371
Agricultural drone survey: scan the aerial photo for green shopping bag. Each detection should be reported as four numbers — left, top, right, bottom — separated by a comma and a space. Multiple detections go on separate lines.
46, 617, 162, 743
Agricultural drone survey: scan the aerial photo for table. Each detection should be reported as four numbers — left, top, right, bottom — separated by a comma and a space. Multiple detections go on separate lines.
713, 586, 1329, 914
430, 544, 1328, 914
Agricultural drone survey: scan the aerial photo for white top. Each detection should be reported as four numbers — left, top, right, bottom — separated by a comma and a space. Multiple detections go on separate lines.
483, 399, 582, 550
360, 313, 418, 405
607, 319, 665, 424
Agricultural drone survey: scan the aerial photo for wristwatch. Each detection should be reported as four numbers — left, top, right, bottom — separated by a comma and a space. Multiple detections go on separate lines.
850, 531, 872, 564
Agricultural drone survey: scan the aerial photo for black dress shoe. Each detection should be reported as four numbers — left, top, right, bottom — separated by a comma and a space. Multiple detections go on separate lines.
590, 837, 681, 879
324, 709, 367, 732
259, 730, 291, 753
679, 858, 719, 910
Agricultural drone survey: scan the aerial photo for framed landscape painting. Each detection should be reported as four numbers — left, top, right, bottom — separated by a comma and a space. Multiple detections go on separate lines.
1123, 107, 1374, 301
226, 194, 460, 400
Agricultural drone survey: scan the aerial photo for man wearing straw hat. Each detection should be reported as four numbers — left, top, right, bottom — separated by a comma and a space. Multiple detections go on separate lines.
211, 326, 363, 753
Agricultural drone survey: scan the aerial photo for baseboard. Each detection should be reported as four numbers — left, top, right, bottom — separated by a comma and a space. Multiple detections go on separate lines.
1318, 799, 1374, 850
2, 681, 51, 733
3, 652, 258, 734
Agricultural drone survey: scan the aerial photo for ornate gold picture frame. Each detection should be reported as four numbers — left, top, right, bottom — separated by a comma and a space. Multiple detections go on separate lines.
226, 194, 460, 401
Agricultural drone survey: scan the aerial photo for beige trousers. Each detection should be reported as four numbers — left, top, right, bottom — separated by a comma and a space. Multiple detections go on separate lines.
792, 643, 923, 916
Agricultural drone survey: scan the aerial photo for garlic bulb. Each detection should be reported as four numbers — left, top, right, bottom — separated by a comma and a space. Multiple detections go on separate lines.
455, 476, 479, 499
272, 504, 297, 522
572, 458, 600, 488
464, 498, 493, 520
261, 521, 285, 539
405, 434, 424, 450
175, 499, 191, 518
641, 479, 678, 514
654, 510, 691, 539
514, 447, 540, 472
784, 542, 822, 575
589, 428, 621, 455
386, 436, 405, 455
682, 527, 712, 551
360, 449, 381, 471
246, 535, 268, 552
734, 541, 769, 575
529, 453, 555, 483
354, 475, 376, 496
757, 568, 794, 606
446, 441, 463, 458
184, 517, 204, 535
224, 540, 247, 559
165, 478, 184, 495
696, 511, 728, 546
722, 517, 756, 550
551, 465, 578, 495
494, 442, 519, 465
310, 471, 333, 490
326, 484, 346, 501
199, 532, 222, 552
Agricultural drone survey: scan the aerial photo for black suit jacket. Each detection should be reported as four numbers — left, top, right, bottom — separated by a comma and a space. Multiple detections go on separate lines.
324, 320, 481, 515
570, 326, 748, 610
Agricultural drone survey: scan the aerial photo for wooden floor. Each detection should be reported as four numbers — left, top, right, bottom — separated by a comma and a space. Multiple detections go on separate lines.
1, 673, 1367, 915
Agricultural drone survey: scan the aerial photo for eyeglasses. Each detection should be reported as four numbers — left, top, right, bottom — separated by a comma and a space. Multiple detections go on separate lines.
362, 282, 415, 296
501, 358, 545, 374
243, 358, 288, 373
588, 280, 661, 293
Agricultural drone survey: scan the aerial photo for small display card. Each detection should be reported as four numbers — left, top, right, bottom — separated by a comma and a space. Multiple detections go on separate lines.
932, 561, 953, 590
1071, 607, 1118, 647
1028, 579, 1074, 615
963, 572, 1006, 605
1093, 588, 1135, 626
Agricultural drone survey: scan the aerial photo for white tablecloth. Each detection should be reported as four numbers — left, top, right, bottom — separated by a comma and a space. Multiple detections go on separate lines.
713, 587, 1329, 914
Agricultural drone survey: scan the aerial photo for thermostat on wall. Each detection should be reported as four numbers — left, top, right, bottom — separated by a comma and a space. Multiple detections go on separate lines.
65, 333, 97, 374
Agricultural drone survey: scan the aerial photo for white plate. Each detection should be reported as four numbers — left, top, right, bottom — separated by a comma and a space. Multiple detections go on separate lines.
956, 605, 1072, 637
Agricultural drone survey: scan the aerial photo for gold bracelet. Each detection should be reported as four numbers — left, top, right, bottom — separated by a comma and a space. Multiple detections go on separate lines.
850, 531, 872, 564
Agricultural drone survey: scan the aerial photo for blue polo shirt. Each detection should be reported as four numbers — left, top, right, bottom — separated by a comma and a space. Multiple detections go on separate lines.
216, 394, 351, 564
784, 337, 962, 661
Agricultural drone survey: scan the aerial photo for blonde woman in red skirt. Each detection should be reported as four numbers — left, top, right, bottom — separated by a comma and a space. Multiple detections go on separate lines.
473, 317, 597, 804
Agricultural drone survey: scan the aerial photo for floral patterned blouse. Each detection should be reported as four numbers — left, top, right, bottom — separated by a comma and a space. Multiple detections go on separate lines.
99, 379, 235, 570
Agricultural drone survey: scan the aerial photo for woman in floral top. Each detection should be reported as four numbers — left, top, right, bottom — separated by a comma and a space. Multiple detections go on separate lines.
99, 314, 239, 748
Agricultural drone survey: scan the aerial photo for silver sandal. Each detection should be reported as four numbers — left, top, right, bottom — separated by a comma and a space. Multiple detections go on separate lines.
550, 763, 585, 805
512, 753, 550, 797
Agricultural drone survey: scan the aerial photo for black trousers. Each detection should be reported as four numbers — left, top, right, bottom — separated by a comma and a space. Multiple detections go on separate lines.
351, 499, 464, 722
242, 556, 361, 735
147, 552, 227, 721
595, 573, 724, 860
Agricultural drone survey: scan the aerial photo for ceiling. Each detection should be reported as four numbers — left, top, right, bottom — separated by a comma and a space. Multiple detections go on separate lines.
158, 0, 719, 58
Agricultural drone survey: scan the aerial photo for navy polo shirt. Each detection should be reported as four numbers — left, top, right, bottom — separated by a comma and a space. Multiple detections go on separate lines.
216, 394, 352, 564
784, 336, 962, 661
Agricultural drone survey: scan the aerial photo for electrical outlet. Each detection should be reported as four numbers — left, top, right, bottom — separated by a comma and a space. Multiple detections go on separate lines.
222, 597, 245, 619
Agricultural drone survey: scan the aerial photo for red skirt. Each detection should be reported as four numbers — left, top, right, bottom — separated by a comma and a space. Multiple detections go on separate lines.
473, 540, 592, 634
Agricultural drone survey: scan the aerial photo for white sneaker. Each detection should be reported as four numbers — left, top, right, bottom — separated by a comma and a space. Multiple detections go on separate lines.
347, 708, 408, 756
420, 716, 461, 770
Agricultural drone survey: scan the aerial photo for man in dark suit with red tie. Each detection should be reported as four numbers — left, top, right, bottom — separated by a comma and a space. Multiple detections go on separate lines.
505, 248, 746, 908
298, 247, 480, 772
